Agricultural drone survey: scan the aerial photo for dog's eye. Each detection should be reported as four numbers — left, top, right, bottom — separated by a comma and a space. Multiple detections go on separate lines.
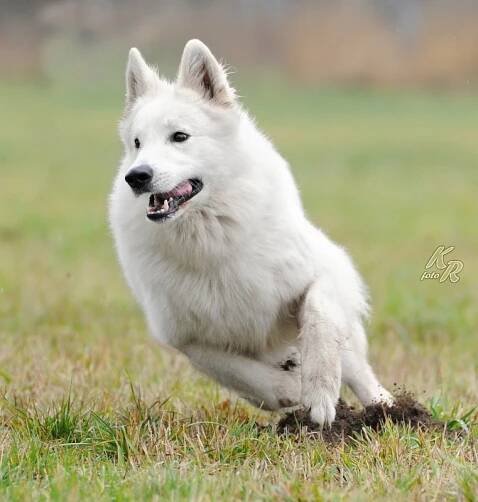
171, 132, 189, 143
134, 138, 141, 149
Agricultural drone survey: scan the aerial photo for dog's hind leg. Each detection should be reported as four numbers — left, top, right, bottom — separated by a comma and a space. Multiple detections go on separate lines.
180, 343, 300, 410
341, 322, 393, 406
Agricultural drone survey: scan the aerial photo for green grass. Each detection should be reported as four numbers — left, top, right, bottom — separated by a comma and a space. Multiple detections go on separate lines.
0, 78, 477, 500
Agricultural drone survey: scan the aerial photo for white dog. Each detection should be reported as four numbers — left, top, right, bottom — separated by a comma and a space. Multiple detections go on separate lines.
109, 39, 392, 426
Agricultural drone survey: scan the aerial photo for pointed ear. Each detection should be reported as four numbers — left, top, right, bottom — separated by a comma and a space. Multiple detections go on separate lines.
177, 39, 235, 107
125, 48, 159, 109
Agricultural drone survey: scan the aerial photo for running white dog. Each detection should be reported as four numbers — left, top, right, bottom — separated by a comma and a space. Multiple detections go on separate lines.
109, 39, 392, 426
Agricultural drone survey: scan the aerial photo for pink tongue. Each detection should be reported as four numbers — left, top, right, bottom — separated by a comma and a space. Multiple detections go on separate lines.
168, 180, 192, 197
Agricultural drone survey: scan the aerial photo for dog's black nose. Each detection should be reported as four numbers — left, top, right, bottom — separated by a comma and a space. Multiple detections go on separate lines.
125, 165, 153, 191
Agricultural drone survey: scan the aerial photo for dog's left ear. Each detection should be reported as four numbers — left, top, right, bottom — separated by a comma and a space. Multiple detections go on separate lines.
177, 39, 235, 107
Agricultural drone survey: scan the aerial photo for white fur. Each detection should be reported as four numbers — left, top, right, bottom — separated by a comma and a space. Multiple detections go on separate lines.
109, 40, 392, 426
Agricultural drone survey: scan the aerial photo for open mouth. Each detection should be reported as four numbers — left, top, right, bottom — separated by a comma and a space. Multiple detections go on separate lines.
147, 179, 203, 221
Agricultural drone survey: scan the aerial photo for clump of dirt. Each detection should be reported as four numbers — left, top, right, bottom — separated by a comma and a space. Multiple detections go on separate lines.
277, 391, 444, 443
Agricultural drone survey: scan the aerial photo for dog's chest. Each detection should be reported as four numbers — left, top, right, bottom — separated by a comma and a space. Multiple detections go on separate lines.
155, 256, 300, 352
115, 212, 314, 352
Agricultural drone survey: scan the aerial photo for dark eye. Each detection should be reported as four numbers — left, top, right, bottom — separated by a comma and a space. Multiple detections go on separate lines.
171, 131, 190, 143
134, 138, 141, 149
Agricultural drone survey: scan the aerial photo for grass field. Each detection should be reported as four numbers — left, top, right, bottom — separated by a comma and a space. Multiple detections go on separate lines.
0, 78, 477, 500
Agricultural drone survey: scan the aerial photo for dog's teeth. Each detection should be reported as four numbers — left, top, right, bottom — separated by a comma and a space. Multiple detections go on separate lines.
169, 197, 173, 202
163, 199, 169, 211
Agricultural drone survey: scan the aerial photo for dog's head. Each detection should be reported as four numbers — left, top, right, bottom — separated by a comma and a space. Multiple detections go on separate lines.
119, 39, 241, 224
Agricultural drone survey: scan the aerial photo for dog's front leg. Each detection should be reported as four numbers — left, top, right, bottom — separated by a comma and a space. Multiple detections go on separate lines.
179, 343, 300, 411
299, 280, 344, 426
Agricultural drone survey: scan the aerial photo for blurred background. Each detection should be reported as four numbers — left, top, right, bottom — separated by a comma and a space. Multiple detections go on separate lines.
3, 0, 478, 87
0, 1, 477, 409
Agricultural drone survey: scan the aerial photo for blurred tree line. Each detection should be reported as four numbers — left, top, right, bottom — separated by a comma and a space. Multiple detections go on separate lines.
1, 0, 477, 88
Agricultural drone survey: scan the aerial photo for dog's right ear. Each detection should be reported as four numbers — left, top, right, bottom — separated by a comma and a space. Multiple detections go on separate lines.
125, 48, 159, 109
